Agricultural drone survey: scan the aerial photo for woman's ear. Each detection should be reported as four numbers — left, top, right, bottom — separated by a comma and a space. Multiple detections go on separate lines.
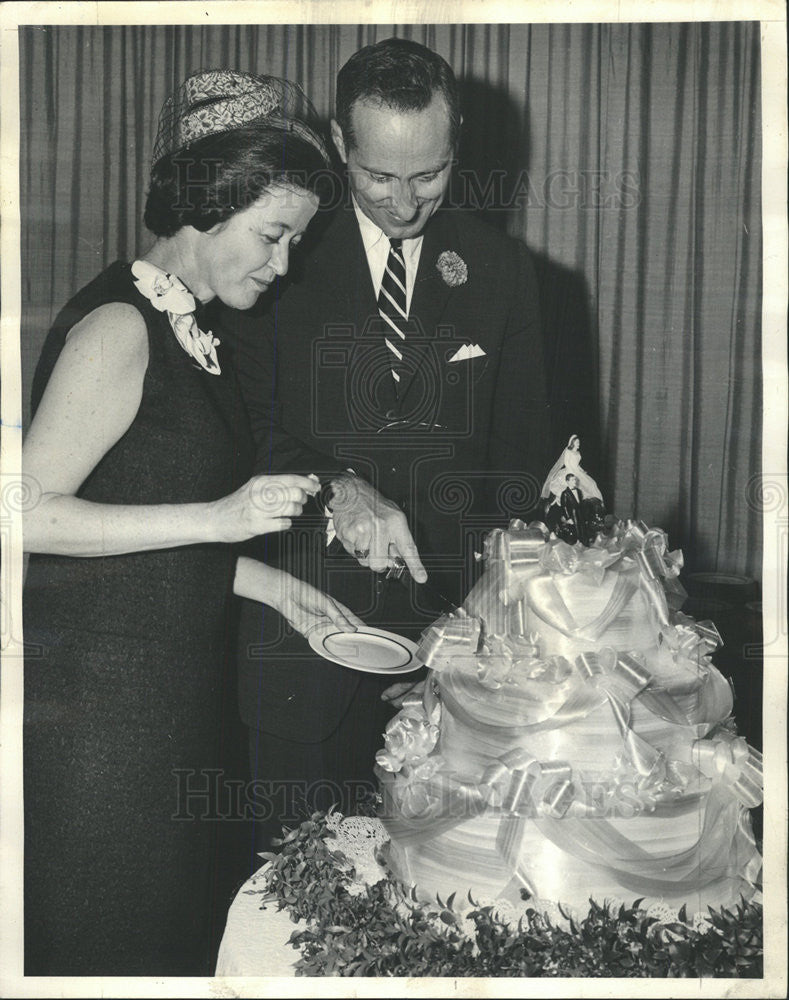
203, 219, 229, 236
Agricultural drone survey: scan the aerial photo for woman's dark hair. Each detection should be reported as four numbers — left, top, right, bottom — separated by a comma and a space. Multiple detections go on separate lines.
144, 121, 332, 238
335, 37, 461, 149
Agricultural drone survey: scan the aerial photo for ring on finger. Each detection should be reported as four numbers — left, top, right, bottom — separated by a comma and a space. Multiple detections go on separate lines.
354, 548, 370, 559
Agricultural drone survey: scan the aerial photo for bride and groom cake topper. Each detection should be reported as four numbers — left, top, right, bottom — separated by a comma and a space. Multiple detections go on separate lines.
540, 434, 607, 546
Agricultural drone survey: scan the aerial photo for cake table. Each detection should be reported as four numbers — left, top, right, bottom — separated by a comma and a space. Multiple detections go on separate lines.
214, 810, 763, 978
215, 813, 390, 976
215, 865, 300, 976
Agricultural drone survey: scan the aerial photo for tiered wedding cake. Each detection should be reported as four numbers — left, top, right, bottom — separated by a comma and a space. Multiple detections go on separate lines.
375, 516, 763, 915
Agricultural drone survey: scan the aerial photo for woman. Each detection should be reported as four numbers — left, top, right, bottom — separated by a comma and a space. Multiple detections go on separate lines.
23, 70, 357, 976
540, 434, 604, 504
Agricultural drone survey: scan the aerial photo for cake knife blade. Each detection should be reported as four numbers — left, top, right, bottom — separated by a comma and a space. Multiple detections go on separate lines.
385, 558, 459, 616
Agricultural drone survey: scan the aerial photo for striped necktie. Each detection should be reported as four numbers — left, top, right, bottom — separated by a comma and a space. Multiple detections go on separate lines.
377, 238, 408, 386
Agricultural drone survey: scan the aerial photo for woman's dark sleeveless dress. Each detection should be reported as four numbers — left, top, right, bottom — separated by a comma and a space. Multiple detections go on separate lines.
23, 262, 254, 976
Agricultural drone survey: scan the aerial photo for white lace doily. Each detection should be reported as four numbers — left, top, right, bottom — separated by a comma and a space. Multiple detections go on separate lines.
325, 812, 390, 895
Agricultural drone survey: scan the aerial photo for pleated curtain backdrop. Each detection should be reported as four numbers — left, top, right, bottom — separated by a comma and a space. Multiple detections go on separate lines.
18, 22, 762, 579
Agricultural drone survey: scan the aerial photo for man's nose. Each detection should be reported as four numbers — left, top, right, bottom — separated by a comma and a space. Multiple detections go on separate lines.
391, 181, 419, 221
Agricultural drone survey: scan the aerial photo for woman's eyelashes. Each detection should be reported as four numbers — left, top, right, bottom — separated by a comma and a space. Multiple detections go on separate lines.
258, 230, 303, 248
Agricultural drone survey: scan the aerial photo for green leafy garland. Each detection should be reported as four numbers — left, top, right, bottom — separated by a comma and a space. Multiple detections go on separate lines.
259, 811, 763, 978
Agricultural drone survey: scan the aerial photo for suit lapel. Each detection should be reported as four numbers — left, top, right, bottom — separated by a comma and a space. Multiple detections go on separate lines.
321, 205, 378, 321
410, 211, 457, 331
398, 212, 456, 408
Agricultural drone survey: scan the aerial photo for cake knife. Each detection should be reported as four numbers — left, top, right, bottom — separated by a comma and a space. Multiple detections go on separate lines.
385, 554, 459, 616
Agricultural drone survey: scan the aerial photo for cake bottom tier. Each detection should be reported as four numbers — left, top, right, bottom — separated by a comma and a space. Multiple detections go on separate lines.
382, 792, 761, 917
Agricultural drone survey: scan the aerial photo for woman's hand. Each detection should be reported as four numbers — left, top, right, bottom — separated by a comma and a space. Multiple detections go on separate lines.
209, 473, 320, 543
234, 558, 363, 637
274, 575, 364, 638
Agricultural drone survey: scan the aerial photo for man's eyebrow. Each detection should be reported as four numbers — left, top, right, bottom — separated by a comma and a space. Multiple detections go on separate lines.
356, 160, 450, 178
357, 164, 395, 177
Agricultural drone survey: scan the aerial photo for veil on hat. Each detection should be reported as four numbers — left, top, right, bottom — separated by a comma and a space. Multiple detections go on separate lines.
151, 69, 328, 167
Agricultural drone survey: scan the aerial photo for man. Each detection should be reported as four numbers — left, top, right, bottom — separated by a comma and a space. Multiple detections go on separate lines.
218, 38, 553, 850
560, 473, 584, 544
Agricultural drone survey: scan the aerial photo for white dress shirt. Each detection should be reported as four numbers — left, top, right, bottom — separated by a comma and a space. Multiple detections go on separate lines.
352, 198, 424, 315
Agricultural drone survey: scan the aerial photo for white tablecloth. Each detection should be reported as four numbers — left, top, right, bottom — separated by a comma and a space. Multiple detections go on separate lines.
215, 814, 390, 976
215, 864, 302, 976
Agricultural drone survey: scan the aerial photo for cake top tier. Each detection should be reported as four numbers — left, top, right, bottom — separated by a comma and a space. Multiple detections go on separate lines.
415, 517, 722, 689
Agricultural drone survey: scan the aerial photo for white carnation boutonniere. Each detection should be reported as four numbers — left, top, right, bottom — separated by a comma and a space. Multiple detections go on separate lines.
436, 250, 468, 287
131, 259, 221, 375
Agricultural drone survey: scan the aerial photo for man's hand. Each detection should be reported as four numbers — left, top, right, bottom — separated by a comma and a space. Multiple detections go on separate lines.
380, 679, 424, 709
329, 474, 427, 582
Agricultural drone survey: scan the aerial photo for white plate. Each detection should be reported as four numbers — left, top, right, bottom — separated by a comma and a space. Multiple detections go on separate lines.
308, 626, 422, 675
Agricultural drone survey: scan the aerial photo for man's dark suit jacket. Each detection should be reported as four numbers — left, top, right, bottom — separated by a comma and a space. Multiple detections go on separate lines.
218, 203, 553, 743
560, 484, 584, 543
560, 485, 583, 517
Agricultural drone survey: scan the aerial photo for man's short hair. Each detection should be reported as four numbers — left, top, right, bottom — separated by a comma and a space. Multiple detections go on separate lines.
335, 37, 460, 149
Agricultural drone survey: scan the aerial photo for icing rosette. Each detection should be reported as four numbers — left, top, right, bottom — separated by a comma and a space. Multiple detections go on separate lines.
376, 680, 441, 776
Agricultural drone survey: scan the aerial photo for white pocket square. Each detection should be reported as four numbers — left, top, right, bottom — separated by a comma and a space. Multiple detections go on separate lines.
448, 343, 486, 363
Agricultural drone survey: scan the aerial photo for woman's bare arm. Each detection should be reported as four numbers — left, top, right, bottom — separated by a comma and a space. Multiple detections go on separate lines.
23, 302, 316, 556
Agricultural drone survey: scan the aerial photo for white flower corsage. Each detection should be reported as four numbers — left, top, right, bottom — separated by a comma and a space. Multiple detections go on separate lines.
436, 250, 468, 287
131, 259, 221, 375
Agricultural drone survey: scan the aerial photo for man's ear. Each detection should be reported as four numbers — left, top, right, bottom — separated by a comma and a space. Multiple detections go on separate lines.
330, 119, 348, 164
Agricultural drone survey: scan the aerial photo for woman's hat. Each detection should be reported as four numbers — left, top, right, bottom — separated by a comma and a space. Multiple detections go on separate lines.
152, 69, 327, 166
